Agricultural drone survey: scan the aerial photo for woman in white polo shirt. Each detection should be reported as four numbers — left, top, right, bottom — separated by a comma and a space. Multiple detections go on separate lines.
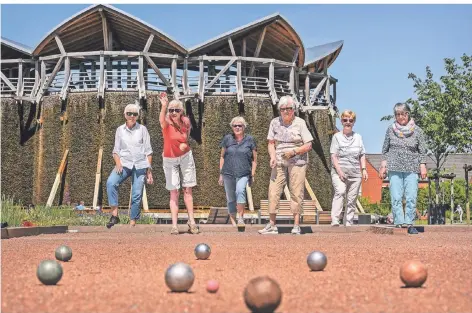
330, 110, 368, 226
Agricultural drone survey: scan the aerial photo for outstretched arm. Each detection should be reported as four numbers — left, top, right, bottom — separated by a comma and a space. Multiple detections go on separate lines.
159, 92, 169, 129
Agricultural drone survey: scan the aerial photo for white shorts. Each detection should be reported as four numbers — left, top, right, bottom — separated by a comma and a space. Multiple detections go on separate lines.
162, 150, 197, 191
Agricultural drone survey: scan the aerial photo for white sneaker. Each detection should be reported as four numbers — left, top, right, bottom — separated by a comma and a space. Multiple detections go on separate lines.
291, 225, 301, 235
331, 221, 340, 227
258, 223, 278, 235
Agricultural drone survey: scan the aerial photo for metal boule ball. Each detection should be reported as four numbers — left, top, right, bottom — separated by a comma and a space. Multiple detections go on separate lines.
244, 276, 282, 313
55, 245, 73, 262
37, 260, 63, 285
194, 243, 211, 260
307, 251, 327, 271
165, 262, 195, 292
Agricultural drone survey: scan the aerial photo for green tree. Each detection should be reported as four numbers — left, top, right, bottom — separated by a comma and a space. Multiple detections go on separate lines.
382, 54, 472, 172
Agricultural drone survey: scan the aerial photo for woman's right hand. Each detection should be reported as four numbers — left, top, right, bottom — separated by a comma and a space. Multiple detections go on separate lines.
378, 167, 386, 179
336, 169, 346, 182
218, 174, 224, 186
160, 92, 168, 106
115, 162, 123, 174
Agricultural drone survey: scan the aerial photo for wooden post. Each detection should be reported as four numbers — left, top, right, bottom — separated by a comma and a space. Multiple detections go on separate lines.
236, 59, 244, 103
228, 37, 236, 56
269, 61, 277, 105
138, 55, 145, 99
249, 27, 266, 77
171, 58, 179, 99
242, 38, 246, 76
92, 148, 103, 209
356, 199, 365, 214
40, 60, 46, 88
32, 60, 40, 96
333, 81, 337, 104
98, 53, 105, 98
127, 58, 132, 89
325, 75, 330, 102
246, 184, 254, 211
17, 61, 23, 97
304, 75, 310, 105
60, 57, 71, 100
46, 149, 69, 207
304, 179, 323, 211
289, 66, 295, 95
198, 57, 205, 102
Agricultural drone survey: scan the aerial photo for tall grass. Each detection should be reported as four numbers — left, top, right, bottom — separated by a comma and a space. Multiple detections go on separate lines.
1, 196, 156, 226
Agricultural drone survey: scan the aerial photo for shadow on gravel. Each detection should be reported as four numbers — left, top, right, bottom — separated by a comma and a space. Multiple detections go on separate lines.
277, 226, 313, 234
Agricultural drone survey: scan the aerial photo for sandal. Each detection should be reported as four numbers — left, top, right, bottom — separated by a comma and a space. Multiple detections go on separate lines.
170, 226, 179, 235
187, 222, 200, 234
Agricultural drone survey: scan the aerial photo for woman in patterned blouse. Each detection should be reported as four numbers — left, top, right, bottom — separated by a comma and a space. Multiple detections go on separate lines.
379, 103, 428, 233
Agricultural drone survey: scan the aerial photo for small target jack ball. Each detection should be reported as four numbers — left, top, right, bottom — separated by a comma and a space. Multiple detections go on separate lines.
307, 251, 327, 271
179, 143, 188, 152
244, 276, 282, 313
55, 245, 73, 262
206, 280, 219, 293
165, 262, 195, 292
194, 243, 211, 260
37, 260, 63, 285
400, 260, 428, 288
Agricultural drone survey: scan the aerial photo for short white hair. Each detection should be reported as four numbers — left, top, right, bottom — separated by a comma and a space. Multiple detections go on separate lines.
124, 103, 140, 114
278, 96, 296, 110
229, 116, 248, 128
168, 99, 184, 110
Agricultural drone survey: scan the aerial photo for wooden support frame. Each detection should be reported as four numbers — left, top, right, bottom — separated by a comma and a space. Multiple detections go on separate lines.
36, 56, 65, 103
46, 149, 69, 207
228, 37, 236, 56
92, 148, 103, 209
236, 59, 244, 103
0, 72, 16, 91
268, 61, 277, 105
171, 58, 179, 99
304, 179, 323, 211
138, 55, 146, 99
99, 9, 109, 51
40, 60, 46, 88
54, 35, 66, 55
0, 58, 35, 64
205, 58, 236, 89
292, 47, 300, 64
182, 58, 189, 94
309, 77, 328, 104
144, 34, 154, 53
304, 75, 310, 105
31, 61, 40, 96
144, 54, 172, 88
249, 27, 267, 77
16, 62, 23, 97
242, 38, 247, 76
60, 57, 71, 100
98, 53, 105, 98
198, 58, 205, 102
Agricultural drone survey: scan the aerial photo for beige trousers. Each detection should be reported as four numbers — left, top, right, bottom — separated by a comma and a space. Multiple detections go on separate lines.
331, 171, 362, 225
268, 164, 307, 214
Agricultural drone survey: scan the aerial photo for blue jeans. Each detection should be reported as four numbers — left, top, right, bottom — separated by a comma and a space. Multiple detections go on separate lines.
388, 171, 419, 225
106, 166, 147, 220
223, 175, 249, 214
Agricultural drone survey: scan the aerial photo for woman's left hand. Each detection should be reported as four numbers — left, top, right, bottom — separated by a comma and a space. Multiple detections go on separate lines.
146, 171, 154, 185
420, 164, 427, 180
282, 150, 295, 160
362, 169, 368, 181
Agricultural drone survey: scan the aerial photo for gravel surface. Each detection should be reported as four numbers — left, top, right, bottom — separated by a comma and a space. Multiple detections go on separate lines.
2, 227, 471, 313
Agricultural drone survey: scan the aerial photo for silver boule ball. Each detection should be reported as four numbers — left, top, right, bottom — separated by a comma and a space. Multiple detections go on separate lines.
165, 262, 195, 292
194, 243, 211, 260
307, 251, 327, 271
55, 245, 73, 262
37, 260, 63, 285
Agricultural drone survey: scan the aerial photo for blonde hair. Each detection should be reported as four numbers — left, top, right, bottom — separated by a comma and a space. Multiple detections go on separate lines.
124, 103, 140, 114
341, 110, 356, 122
168, 99, 184, 111
278, 95, 297, 110
229, 116, 248, 128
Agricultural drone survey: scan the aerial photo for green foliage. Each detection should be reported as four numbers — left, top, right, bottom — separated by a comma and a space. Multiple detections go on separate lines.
381, 54, 472, 171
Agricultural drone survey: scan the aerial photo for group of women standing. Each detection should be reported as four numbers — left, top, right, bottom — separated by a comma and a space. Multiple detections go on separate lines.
105, 92, 427, 235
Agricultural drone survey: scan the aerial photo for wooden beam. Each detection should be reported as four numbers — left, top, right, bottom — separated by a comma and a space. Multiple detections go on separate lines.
99, 9, 109, 51
356, 199, 365, 214
171, 58, 179, 98
38, 54, 63, 61
36, 57, 65, 103
325, 74, 330, 102
40, 60, 46, 88
333, 81, 337, 104
0, 72, 16, 91
60, 57, 71, 100
142, 185, 149, 212
182, 58, 189, 94
198, 58, 205, 102
205, 58, 236, 89
236, 59, 243, 103
289, 66, 295, 95
304, 74, 310, 105
138, 55, 146, 99
144, 54, 171, 87
310, 77, 328, 104
242, 37, 247, 76
304, 179, 323, 211
144, 34, 154, 53
146, 52, 180, 59
228, 37, 236, 56
249, 27, 267, 76
246, 184, 254, 211
268, 61, 277, 105
32, 61, 40, 96
98, 53, 105, 98
0, 59, 35, 64
54, 35, 66, 55
292, 47, 300, 64
46, 149, 69, 207
108, 31, 113, 51
92, 148, 103, 209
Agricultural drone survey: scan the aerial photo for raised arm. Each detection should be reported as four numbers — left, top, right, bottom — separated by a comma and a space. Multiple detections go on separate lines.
159, 92, 169, 129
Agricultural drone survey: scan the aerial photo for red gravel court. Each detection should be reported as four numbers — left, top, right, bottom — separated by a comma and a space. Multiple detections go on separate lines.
2, 225, 471, 313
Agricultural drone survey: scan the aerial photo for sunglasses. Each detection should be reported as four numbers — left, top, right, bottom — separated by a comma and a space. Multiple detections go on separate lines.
395, 112, 409, 117
280, 107, 294, 112
342, 118, 354, 123
232, 124, 244, 129
168, 109, 181, 113
126, 112, 138, 117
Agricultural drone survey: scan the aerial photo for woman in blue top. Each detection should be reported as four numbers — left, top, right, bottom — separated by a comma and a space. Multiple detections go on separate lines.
219, 116, 257, 228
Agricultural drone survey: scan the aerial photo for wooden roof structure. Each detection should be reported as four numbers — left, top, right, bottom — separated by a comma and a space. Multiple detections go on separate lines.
304, 40, 344, 72
32, 4, 187, 57
188, 13, 305, 67
1, 37, 33, 59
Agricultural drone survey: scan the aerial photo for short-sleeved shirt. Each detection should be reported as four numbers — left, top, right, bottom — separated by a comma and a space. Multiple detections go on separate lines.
267, 116, 314, 166
330, 132, 365, 178
162, 116, 191, 158
113, 123, 153, 170
220, 134, 257, 178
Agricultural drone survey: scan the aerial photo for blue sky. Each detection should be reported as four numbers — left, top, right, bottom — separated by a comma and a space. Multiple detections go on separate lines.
2, 4, 471, 152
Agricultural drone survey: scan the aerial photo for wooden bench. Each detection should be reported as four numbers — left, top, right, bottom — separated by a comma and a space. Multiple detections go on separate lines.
205, 207, 231, 224
258, 200, 318, 224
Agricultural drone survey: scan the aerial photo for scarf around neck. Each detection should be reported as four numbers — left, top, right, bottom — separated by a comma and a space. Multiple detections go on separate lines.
392, 118, 415, 138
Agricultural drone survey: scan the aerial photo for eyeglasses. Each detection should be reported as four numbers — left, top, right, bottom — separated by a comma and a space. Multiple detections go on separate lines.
232, 124, 243, 129
342, 118, 354, 123
126, 112, 138, 117
395, 112, 409, 117
280, 107, 294, 112
168, 109, 181, 113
